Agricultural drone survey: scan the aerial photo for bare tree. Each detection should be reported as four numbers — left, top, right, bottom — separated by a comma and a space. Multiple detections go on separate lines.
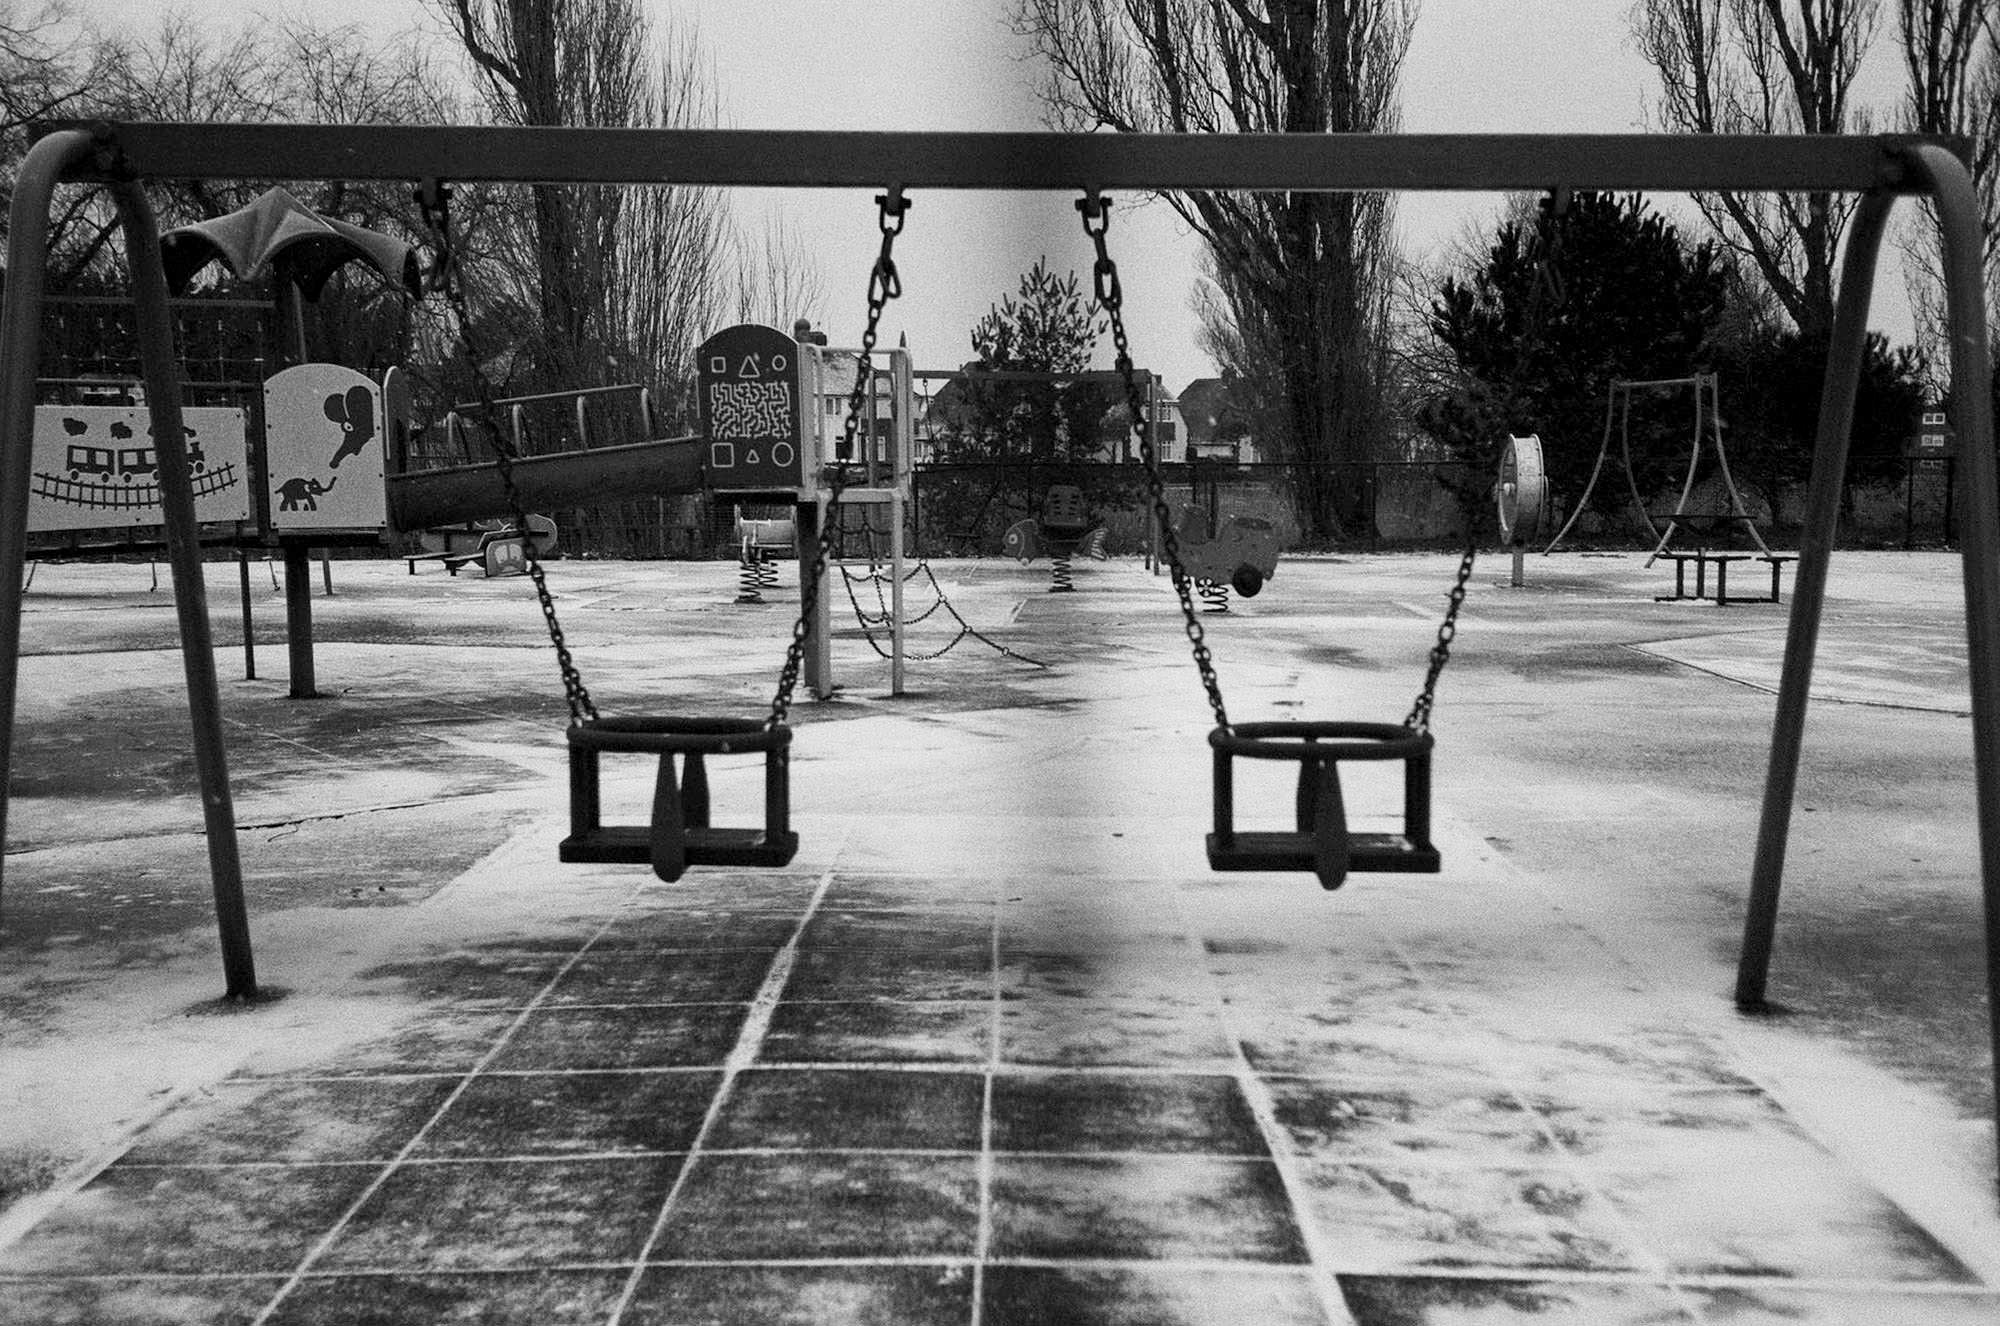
1632, 0, 1883, 339
434, 0, 652, 394
730, 212, 827, 334
0, 2, 104, 140
1894, 0, 1997, 383
430, 2, 769, 439
0, 2, 119, 280
1011, 0, 1417, 542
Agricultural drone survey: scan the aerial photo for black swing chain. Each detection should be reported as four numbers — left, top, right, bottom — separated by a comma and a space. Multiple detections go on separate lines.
1403, 187, 1569, 734
414, 180, 597, 726
766, 188, 911, 730
1079, 194, 1230, 731
1403, 544, 1474, 735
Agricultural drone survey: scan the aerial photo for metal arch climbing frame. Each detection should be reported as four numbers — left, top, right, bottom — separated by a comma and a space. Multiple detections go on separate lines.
1638, 373, 1775, 563
0, 126, 1994, 1194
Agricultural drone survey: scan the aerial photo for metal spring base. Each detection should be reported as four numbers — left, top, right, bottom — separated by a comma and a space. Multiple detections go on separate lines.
1048, 552, 1075, 592
559, 716, 798, 882
735, 555, 764, 603
735, 553, 780, 604
1206, 721, 1438, 890
1197, 578, 1230, 612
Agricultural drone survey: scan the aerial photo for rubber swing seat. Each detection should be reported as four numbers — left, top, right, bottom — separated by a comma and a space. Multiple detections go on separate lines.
558, 716, 798, 882
1206, 720, 1439, 890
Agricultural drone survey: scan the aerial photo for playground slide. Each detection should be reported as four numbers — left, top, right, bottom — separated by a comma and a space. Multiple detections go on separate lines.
384, 434, 706, 532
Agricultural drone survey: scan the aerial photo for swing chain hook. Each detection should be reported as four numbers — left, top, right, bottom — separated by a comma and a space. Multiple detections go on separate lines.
414, 177, 597, 725
1077, 192, 1229, 731
767, 187, 910, 730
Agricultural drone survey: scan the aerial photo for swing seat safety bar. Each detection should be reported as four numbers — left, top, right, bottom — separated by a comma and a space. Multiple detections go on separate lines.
1207, 721, 1438, 891
560, 716, 797, 882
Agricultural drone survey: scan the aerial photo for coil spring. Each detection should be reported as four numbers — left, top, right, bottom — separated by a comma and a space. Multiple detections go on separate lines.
736, 553, 766, 604
1048, 552, 1075, 593
1196, 578, 1229, 613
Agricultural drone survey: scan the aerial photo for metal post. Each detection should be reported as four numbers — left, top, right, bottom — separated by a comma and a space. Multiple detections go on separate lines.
283, 544, 316, 698
1737, 190, 1895, 1010
1904, 144, 2000, 1197
239, 550, 255, 680
0, 128, 92, 915
890, 348, 912, 696
799, 498, 831, 699
891, 488, 906, 695
1906, 462, 1917, 550
115, 180, 258, 998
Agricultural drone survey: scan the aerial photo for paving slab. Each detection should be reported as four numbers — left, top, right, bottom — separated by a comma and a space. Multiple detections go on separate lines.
1, 551, 1996, 1324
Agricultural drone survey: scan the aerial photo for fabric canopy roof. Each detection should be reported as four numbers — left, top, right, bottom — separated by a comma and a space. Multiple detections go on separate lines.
159, 186, 421, 300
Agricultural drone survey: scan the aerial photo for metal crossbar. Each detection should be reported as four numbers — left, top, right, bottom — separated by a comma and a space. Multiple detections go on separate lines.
38, 123, 1963, 193
0, 122, 1995, 1198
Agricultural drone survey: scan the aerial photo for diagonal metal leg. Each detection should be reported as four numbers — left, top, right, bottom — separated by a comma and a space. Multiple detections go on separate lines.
0, 129, 92, 919
114, 180, 257, 998
1737, 190, 1894, 1010
1904, 144, 2000, 1197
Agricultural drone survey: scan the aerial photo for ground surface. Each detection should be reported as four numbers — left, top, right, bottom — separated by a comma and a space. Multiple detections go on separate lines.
0, 549, 1995, 1325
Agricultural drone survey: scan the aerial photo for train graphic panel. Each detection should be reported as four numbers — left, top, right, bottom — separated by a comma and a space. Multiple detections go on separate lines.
28, 406, 249, 532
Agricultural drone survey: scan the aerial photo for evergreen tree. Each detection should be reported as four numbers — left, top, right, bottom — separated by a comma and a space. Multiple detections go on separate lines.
938, 257, 1109, 463
1419, 192, 1731, 523
927, 258, 1130, 548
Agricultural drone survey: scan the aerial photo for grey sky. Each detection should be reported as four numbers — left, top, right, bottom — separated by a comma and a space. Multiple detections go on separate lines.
75, 0, 1919, 392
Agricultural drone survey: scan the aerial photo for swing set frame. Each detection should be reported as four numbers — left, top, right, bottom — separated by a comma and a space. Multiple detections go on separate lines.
0, 122, 1994, 1189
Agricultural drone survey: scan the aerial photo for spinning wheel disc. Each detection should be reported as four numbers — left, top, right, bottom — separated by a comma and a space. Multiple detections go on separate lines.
1496, 433, 1549, 545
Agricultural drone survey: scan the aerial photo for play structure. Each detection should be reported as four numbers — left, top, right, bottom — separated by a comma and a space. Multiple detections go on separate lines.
0, 125, 1993, 1189
732, 506, 794, 603
1494, 433, 1549, 588
1172, 501, 1282, 612
403, 513, 558, 577
697, 319, 920, 695
23, 189, 711, 698
1001, 484, 1110, 591
1544, 373, 1798, 604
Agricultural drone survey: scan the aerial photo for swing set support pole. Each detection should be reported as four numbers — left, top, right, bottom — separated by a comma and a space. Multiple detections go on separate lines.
1739, 149, 2000, 1201
1737, 191, 1894, 1012
0, 128, 256, 996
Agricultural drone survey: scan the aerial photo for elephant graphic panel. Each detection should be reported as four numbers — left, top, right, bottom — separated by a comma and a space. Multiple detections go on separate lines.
27, 406, 249, 533
265, 363, 387, 531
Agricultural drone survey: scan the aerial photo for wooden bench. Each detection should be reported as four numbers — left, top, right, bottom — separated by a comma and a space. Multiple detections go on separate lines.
1655, 550, 1797, 605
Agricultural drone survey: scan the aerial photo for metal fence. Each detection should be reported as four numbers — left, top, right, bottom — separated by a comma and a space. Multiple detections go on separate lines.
464, 454, 1968, 561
